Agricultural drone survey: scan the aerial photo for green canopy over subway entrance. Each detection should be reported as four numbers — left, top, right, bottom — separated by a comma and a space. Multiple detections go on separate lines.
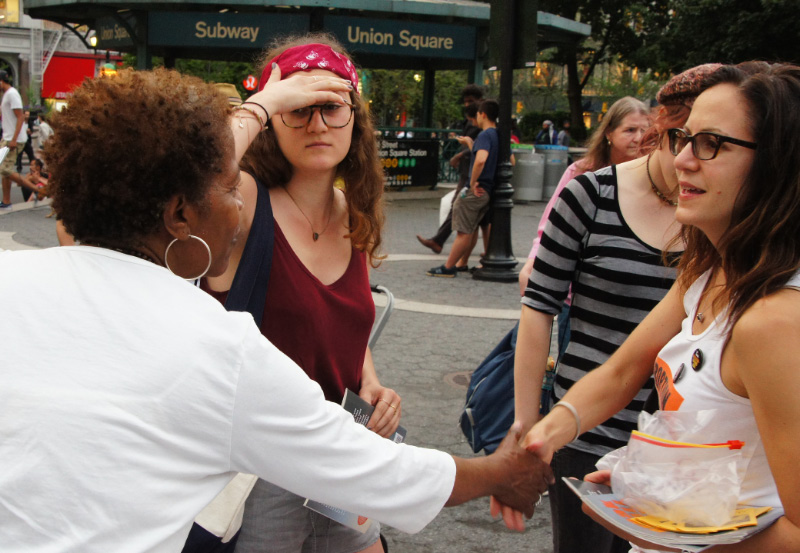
24, 0, 589, 126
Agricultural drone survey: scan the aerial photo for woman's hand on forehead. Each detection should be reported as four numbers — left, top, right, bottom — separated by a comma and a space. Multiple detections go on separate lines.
249, 65, 353, 119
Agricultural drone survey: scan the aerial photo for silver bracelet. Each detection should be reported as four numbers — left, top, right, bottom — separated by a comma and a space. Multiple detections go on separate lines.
552, 401, 581, 443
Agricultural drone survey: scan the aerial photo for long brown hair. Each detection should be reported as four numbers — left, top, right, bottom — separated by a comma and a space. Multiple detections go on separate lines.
676, 62, 800, 336
579, 96, 649, 172
241, 33, 385, 266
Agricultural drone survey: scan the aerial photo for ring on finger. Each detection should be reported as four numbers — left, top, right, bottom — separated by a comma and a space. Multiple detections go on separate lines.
313, 76, 319, 82
380, 398, 397, 410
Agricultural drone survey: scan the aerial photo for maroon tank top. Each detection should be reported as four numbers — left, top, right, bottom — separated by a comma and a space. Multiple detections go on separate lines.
202, 221, 374, 402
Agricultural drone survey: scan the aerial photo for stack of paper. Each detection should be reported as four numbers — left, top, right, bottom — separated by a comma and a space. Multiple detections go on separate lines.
563, 478, 782, 552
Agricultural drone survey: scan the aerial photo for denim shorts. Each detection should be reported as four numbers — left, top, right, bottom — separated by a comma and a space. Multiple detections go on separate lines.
235, 478, 381, 553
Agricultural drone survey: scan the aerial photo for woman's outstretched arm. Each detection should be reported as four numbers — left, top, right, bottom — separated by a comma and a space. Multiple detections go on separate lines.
522, 280, 685, 458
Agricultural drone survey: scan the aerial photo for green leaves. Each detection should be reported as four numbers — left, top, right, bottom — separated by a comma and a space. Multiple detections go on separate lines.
658, 0, 800, 70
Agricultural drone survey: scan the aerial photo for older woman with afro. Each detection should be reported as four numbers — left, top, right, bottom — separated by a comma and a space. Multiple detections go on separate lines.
0, 68, 553, 552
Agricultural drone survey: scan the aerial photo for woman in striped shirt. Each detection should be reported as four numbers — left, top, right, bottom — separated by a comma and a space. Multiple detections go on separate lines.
512, 65, 722, 553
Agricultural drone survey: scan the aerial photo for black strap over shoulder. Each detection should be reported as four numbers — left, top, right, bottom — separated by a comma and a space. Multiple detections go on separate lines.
224, 178, 274, 325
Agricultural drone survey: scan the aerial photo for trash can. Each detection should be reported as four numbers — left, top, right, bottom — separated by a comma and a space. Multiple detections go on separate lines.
535, 144, 570, 200
511, 148, 544, 202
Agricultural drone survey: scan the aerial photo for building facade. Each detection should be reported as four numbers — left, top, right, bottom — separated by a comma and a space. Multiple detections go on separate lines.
0, 1, 116, 109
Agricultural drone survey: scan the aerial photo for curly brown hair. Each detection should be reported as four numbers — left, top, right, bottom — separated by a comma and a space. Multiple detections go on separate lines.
48, 68, 232, 244
675, 62, 800, 338
240, 33, 385, 266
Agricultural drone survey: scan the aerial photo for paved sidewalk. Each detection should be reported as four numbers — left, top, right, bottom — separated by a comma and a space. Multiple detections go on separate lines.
376, 192, 555, 553
0, 186, 559, 553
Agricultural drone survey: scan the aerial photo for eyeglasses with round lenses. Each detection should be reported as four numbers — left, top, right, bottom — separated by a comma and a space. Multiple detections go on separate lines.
280, 103, 355, 129
667, 128, 757, 161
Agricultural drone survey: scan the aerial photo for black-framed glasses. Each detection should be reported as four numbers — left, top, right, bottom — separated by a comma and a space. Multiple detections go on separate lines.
667, 128, 757, 160
280, 103, 355, 129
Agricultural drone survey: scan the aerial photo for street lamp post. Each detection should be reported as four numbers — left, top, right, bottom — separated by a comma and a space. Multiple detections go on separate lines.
473, 0, 519, 283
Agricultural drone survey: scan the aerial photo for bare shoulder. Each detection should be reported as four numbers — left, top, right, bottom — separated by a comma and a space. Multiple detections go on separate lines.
734, 287, 800, 342
728, 287, 800, 393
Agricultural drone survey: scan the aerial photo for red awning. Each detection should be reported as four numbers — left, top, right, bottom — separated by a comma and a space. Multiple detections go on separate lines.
41, 55, 96, 99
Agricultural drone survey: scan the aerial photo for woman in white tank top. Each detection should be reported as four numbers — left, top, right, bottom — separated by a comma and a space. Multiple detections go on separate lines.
494, 62, 800, 551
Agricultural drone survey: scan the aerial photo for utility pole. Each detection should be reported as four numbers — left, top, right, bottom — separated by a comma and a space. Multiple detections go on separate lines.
474, 0, 537, 282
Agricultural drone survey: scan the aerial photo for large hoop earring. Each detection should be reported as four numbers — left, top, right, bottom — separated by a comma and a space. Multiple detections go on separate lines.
164, 234, 212, 281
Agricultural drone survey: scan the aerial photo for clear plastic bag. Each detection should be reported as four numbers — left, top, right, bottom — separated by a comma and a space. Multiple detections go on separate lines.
598, 409, 745, 527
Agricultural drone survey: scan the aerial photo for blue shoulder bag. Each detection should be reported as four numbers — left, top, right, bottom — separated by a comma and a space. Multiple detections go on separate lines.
459, 322, 519, 455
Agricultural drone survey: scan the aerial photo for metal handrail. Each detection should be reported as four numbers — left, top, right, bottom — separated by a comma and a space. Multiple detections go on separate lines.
369, 284, 395, 350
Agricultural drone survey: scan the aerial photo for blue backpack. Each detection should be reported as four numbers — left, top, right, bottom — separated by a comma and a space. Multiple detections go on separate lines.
459, 323, 518, 454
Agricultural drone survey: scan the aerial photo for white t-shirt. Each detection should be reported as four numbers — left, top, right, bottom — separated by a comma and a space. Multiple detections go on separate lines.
0, 86, 23, 142
17, 119, 27, 144
37, 120, 53, 149
0, 247, 455, 552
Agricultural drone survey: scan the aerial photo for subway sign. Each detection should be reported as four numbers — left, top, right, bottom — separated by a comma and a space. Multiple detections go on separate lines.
380, 139, 439, 188
325, 16, 476, 59
147, 12, 309, 48
96, 16, 136, 49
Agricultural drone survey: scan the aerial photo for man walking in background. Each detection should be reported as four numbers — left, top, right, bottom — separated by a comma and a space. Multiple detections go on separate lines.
36, 112, 53, 155
427, 99, 499, 277
417, 85, 485, 255
0, 70, 30, 209
417, 102, 481, 255
16, 109, 37, 173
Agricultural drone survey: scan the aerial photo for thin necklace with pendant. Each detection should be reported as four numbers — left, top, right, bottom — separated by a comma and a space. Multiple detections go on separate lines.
284, 187, 334, 242
696, 281, 721, 322
647, 152, 678, 207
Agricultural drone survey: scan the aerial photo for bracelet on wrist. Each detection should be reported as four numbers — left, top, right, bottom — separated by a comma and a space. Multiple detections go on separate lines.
551, 401, 581, 443
242, 101, 270, 125
232, 105, 266, 131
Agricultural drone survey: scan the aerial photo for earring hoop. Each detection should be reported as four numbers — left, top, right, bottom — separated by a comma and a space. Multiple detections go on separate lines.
164, 234, 212, 281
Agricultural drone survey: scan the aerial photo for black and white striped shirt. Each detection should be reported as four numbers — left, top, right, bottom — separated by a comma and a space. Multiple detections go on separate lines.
522, 166, 680, 456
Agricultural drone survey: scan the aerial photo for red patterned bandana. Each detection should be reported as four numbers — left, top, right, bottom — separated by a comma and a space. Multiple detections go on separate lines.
259, 43, 360, 94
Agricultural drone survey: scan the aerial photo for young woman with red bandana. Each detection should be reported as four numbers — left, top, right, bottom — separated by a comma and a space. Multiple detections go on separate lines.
201, 35, 398, 553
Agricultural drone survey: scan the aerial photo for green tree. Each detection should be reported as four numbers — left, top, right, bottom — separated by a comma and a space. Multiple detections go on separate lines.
432, 70, 469, 129
363, 69, 423, 128
656, 0, 800, 71
122, 55, 256, 100
538, 0, 671, 140
173, 60, 256, 101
